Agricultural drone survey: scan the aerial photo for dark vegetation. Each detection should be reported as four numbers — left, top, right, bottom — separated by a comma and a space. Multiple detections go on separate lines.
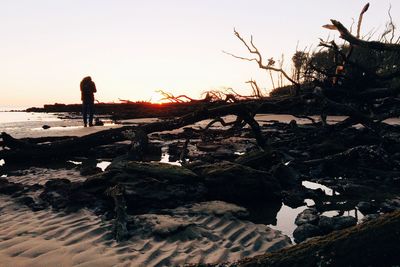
1, 3, 400, 266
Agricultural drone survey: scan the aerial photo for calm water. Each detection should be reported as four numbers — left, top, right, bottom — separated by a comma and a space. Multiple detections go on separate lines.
0, 110, 118, 138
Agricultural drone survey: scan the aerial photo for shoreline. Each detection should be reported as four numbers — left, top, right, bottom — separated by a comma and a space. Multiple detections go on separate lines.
1, 108, 400, 266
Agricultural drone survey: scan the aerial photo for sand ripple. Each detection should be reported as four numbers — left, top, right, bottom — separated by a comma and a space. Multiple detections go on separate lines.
0, 195, 290, 267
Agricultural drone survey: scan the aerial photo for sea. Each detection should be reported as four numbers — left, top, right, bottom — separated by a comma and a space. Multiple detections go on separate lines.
0, 107, 116, 139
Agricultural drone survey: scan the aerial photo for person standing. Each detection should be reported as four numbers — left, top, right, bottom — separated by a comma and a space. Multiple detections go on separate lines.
80, 76, 97, 127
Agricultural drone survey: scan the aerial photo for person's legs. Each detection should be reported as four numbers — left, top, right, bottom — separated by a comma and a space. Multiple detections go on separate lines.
88, 101, 94, 126
82, 102, 88, 127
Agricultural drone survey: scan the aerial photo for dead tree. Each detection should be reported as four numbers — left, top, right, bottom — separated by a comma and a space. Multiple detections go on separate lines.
106, 184, 129, 241
0, 101, 273, 164
1, 4, 400, 167
224, 28, 301, 95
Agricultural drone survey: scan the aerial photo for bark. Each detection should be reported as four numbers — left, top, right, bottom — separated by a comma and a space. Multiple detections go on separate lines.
237, 211, 400, 267
331, 19, 400, 52
0, 102, 270, 164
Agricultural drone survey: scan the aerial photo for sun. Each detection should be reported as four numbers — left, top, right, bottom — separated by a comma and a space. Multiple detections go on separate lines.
148, 91, 167, 104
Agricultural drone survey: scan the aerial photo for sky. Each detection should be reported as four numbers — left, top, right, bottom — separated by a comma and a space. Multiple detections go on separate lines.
1, 0, 399, 107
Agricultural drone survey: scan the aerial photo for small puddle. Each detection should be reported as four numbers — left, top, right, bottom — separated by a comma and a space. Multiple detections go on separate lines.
32, 122, 116, 131
321, 209, 364, 222
268, 199, 315, 242
67, 160, 82, 165
159, 147, 181, 166
67, 159, 111, 172
302, 180, 339, 196
97, 161, 111, 171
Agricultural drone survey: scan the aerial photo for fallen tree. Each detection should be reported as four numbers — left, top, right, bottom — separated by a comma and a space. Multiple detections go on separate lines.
233, 210, 400, 267
1, 3, 400, 168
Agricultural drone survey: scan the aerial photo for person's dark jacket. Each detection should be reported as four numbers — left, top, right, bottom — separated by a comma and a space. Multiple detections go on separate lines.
80, 77, 97, 102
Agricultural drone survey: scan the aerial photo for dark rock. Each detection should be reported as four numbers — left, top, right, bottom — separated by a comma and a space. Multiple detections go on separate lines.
333, 216, 357, 230
192, 161, 281, 202
92, 143, 130, 158
80, 165, 102, 176
0, 178, 24, 195
94, 118, 104, 126
29, 184, 44, 191
361, 213, 380, 222
293, 223, 321, 243
341, 183, 375, 196
44, 178, 71, 189
271, 163, 300, 189
295, 208, 319, 226
289, 119, 297, 129
356, 201, 378, 215
318, 215, 357, 234
17, 196, 35, 206
196, 143, 220, 152
15, 196, 47, 211
42, 125, 51, 129
341, 146, 394, 170
389, 177, 400, 187
141, 143, 162, 161
282, 190, 307, 208
79, 158, 103, 176
81, 161, 207, 213
238, 211, 400, 267
213, 148, 235, 160
234, 150, 280, 171
380, 197, 400, 212
40, 179, 75, 210
311, 140, 347, 157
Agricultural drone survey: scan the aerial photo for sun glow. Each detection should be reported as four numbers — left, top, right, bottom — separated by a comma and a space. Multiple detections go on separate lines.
148, 91, 165, 104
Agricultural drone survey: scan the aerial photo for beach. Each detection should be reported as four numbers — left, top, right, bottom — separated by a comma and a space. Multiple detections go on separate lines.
0, 111, 294, 266
1, 110, 399, 266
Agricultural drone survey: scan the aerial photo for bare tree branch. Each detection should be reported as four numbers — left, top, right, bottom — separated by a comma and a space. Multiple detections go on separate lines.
357, 3, 370, 38
225, 29, 300, 95
331, 19, 400, 51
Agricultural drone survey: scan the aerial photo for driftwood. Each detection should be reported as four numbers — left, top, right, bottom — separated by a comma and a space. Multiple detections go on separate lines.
0, 101, 270, 163
2, 4, 400, 167
330, 19, 400, 52
0, 95, 393, 166
106, 184, 129, 242
236, 211, 400, 267
1, 83, 399, 165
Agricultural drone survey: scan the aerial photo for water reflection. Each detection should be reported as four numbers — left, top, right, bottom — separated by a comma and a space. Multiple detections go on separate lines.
97, 161, 111, 171
159, 146, 181, 166
302, 180, 340, 196
67, 160, 82, 165
244, 198, 315, 242
321, 208, 364, 222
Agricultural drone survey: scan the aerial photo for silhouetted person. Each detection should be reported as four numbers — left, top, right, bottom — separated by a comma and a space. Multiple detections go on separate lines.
80, 76, 97, 127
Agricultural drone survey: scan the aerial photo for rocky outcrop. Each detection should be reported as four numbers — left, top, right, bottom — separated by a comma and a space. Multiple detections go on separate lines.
318, 215, 357, 234
293, 223, 321, 243
190, 161, 282, 202
234, 150, 280, 171
237, 211, 400, 267
295, 208, 319, 226
292, 209, 357, 243
80, 161, 207, 213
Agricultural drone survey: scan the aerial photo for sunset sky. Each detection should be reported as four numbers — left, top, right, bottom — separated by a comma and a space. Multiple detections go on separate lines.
1, 0, 399, 107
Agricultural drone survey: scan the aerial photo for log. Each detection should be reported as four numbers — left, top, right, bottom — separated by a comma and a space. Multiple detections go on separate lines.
1, 86, 398, 165
0, 102, 270, 164
236, 211, 400, 267
331, 19, 400, 52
